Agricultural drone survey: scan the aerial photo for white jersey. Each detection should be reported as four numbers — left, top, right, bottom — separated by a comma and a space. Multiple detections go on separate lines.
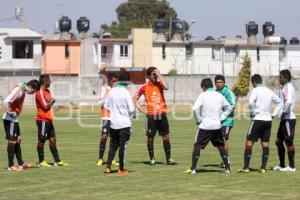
280, 82, 296, 120
193, 89, 232, 130
249, 85, 283, 121
104, 84, 135, 129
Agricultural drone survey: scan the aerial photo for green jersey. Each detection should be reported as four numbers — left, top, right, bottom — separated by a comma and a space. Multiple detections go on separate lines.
217, 85, 236, 127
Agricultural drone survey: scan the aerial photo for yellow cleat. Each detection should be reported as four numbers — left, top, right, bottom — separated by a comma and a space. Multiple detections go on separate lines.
237, 168, 250, 173
112, 160, 119, 166
39, 160, 51, 168
183, 168, 196, 174
258, 168, 267, 173
54, 160, 69, 167
97, 159, 104, 166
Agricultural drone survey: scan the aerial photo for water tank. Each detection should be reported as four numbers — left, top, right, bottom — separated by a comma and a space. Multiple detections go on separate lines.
280, 37, 287, 45
77, 17, 90, 32
102, 32, 112, 38
59, 16, 72, 32
171, 19, 184, 33
290, 37, 300, 45
236, 35, 243, 38
266, 36, 281, 44
154, 19, 167, 32
91, 33, 100, 38
205, 36, 215, 40
263, 22, 275, 36
246, 21, 258, 36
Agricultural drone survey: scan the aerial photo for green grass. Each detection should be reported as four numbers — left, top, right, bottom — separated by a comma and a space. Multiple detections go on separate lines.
0, 108, 299, 200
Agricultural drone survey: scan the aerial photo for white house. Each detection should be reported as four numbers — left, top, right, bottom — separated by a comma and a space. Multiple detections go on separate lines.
0, 28, 42, 74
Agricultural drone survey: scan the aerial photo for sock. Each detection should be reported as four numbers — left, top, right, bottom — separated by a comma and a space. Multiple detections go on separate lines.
244, 146, 252, 169
49, 139, 60, 162
261, 147, 269, 169
276, 140, 285, 167
191, 144, 201, 170
163, 140, 171, 161
287, 146, 295, 168
147, 137, 154, 160
7, 143, 15, 167
218, 146, 230, 170
37, 142, 45, 163
99, 139, 107, 160
15, 143, 24, 166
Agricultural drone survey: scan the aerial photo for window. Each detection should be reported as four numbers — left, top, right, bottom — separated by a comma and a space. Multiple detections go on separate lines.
162, 44, 166, 59
256, 47, 260, 62
186, 44, 193, 59
0, 46, 2, 59
212, 46, 221, 60
101, 46, 107, 58
225, 47, 237, 62
65, 44, 69, 58
12, 40, 33, 59
279, 47, 286, 62
120, 44, 128, 57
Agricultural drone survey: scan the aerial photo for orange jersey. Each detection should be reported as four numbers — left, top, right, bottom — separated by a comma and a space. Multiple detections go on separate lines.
35, 88, 54, 121
98, 85, 111, 119
4, 83, 26, 116
137, 81, 167, 116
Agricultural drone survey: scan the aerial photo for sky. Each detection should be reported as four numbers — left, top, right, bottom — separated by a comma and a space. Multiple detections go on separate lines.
1, 0, 300, 42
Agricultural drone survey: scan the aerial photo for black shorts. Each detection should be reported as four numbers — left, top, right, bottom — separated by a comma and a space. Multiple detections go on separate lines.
3, 120, 20, 141
221, 126, 232, 140
146, 113, 169, 136
36, 120, 56, 141
194, 128, 225, 149
247, 120, 272, 142
101, 120, 110, 135
110, 127, 131, 146
277, 119, 296, 142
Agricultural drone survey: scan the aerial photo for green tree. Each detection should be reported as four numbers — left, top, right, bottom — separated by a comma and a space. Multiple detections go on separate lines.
232, 53, 251, 97
101, 0, 189, 38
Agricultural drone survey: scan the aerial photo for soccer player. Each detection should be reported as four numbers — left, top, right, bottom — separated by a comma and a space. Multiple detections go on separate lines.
97, 73, 119, 167
273, 69, 297, 172
35, 74, 68, 167
184, 78, 232, 174
134, 67, 176, 165
215, 75, 236, 165
2, 80, 40, 172
238, 74, 283, 173
103, 71, 135, 175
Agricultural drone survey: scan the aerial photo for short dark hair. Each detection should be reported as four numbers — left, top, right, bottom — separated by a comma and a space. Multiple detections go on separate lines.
215, 74, 225, 82
26, 79, 40, 91
146, 66, 157, 77
107, 73, 118, 81
251, 74, 262, 85
39, 74, 50, 85
280, 69, 292, 82
201, 78, 213, 89
119, 70, 130, 83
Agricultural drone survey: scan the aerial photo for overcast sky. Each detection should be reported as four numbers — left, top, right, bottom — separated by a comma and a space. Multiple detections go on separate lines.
1, 0, 300, 41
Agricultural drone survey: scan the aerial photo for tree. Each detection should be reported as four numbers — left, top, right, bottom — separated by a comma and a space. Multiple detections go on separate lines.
101, 0, 189, 38
232, 53, 251, 98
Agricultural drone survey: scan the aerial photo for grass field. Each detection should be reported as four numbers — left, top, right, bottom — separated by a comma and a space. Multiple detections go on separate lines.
0, 108, 299, 200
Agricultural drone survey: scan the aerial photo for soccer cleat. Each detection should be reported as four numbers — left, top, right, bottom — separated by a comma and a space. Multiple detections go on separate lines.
54, 160, 69, 167
104, 168, 111, 174
225, 168, 231, 174
112, 160, 119, 166
258, 168, 267, 173
279, 166, 296, 172
96, 159, 104, 166
19, 163, 33, 170
167, 158, 177, 165
7, 166, 22, 172
272, 166, 284, 171
39, 161, 52, 168
237, 168, 250, 173
117, 169, 129, 176
150, 159, 156, 166
183, 168, 196, 174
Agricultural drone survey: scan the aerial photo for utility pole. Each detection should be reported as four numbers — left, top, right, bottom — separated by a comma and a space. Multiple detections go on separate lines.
15, 0, 25, 28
